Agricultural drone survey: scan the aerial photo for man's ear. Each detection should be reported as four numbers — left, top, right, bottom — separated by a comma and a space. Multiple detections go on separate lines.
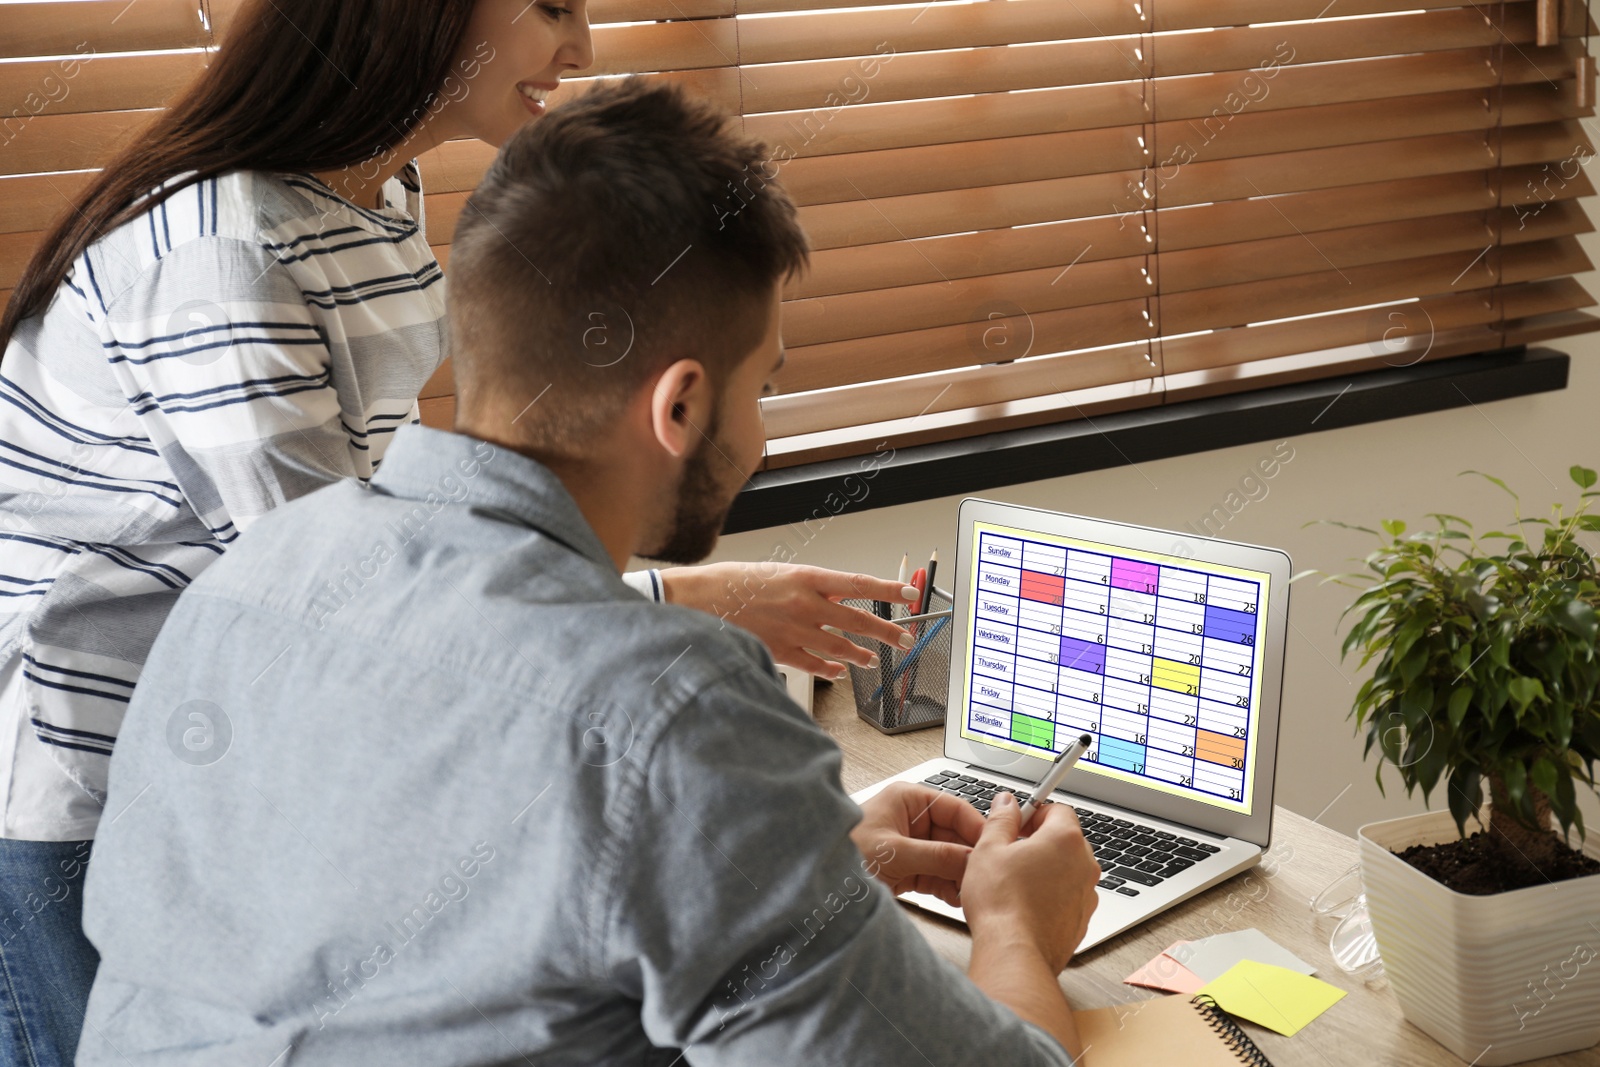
649, 358, 713, 459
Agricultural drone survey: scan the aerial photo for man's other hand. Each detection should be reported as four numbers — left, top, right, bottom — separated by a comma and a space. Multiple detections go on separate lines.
851, 782, 984, 906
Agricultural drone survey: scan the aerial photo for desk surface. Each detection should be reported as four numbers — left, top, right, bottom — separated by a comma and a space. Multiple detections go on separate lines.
811, 678, 1600, 1067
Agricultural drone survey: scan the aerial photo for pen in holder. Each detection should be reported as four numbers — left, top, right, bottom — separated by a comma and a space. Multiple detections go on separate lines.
843, 587, 953, 734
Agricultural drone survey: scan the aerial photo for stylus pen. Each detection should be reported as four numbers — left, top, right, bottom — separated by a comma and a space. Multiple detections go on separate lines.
1017, 733, 1093, 821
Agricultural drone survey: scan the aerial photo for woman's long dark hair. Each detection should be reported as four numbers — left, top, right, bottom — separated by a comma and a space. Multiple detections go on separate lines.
0, 0, 479, 353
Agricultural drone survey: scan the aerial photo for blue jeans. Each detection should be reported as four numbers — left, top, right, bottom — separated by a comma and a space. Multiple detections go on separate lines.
0, 839, 98, 1067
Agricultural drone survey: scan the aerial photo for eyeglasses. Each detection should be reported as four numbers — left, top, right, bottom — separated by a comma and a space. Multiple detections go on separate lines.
1310, 862, 1384, 978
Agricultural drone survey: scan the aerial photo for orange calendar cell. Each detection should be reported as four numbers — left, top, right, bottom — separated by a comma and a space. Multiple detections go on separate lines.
1196, 729, 1246, 768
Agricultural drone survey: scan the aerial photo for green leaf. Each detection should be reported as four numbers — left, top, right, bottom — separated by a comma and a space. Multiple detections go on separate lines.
1502, 759, 1527, 809
1572, 465, 1598, 490
1554, 764, 1578, 835
1463, 589, 1494, 620
1382, 519, 1407, 538
1413, 726, 1448, 799
1490, 628, 1512, 669
1397, 644, 1430, 685
1555, 600, 1598, 642
1447, 686, 1473, 727
1446, 761, 1482, 837
1391, 617, 1427, 663
1507, 676, 1546, 715
1579, 712, 1600, 761
1402, 682, 1434, 726
1427, 513, 1472, 527
1463, 470, 1519, 502
1307, 519, 1379, 536
1553, 698, 1575, 749
1531, 757, 1558, 798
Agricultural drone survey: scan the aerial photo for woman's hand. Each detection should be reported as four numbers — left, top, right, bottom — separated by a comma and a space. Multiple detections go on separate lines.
660, 562, 921, 678
851, 782, 986, 906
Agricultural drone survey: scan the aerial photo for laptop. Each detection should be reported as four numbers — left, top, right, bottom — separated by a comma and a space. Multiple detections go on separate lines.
851, 498, 1292, 952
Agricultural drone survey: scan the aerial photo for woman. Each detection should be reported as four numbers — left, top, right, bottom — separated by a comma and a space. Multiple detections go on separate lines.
0, 1, 915, 1059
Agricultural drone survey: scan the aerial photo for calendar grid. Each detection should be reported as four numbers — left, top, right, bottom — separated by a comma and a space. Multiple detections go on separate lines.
964, 527, 1265, 809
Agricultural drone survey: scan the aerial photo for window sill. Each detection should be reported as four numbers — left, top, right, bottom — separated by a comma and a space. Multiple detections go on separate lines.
724, 345, 1568, 535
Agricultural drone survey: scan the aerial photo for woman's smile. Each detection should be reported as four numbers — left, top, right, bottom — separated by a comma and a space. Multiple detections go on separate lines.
518, 81, 557, 116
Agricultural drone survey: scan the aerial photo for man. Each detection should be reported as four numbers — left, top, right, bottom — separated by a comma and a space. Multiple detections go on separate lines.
78, 79, 1101, 1065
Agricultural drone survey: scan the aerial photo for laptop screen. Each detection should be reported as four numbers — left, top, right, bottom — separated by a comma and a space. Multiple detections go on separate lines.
957, 520, 1274, 817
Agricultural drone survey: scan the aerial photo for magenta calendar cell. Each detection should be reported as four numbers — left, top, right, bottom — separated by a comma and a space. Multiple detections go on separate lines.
1110, 558, 1159, 594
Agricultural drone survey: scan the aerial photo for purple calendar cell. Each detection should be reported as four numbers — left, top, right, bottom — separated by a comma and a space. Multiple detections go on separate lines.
1204, 602, 1257, 644
1058, 635, 1106, 674
1110, 558, 1159, 595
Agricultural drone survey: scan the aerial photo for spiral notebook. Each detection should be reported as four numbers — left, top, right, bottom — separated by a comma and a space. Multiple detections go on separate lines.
1074, 992, 1273, 1067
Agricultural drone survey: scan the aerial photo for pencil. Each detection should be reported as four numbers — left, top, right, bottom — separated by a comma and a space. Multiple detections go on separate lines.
884, 553, 910, 727
905, 549, 939, 715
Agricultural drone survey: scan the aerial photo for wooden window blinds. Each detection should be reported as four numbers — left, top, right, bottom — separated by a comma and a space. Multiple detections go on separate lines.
4, 0, 1596, 471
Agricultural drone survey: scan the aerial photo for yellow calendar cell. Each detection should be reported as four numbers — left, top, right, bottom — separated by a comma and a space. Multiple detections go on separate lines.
1152, 658, 1200, 696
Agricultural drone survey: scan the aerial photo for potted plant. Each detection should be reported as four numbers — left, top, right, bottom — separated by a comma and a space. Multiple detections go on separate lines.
1312, 465, 1600, 1066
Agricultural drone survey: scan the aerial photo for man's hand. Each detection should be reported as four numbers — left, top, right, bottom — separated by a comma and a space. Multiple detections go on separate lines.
962, 792, 1099, 973
960, 792, 1100, 1059
660, 562, 920, 678
851, 783, 985, 906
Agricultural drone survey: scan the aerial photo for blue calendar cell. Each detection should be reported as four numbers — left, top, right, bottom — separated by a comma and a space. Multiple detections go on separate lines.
1203, 603, 1257, 644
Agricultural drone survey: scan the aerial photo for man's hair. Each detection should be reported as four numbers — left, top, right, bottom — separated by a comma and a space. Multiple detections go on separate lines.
448, 79, 810, 453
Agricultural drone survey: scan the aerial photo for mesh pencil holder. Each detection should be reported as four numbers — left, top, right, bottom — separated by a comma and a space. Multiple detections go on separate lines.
842, 588, 953, 735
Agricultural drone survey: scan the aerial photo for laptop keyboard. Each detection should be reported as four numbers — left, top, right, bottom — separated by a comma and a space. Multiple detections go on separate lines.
922, 770, 1221, 898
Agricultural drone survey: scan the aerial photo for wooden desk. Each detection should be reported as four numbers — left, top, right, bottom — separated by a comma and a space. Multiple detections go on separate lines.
812, 679, 1600, 1067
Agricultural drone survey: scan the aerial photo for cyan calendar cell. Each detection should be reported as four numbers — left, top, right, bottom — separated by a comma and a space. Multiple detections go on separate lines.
1097, 734, 1148, 773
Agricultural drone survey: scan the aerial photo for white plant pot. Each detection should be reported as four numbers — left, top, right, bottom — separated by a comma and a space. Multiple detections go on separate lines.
1358, 809, 1600, 1066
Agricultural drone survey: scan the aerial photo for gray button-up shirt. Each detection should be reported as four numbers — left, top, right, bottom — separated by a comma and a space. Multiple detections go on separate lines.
80, 425, 1073, 1067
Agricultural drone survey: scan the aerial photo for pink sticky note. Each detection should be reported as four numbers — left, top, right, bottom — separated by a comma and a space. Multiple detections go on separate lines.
1124, 940, 1206, 995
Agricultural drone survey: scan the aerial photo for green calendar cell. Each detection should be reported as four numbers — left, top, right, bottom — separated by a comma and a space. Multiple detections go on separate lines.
1010, 713, 1054, 749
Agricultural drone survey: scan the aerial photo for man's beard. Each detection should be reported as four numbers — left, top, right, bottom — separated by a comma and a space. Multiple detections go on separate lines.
642, 415, 743, 565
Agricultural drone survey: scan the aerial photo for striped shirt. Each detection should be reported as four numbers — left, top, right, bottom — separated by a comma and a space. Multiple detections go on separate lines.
0, 165, 448, 840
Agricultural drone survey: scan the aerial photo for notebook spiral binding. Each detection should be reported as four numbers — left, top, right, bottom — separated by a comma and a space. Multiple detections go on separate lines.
1190, 994, 1276, 1066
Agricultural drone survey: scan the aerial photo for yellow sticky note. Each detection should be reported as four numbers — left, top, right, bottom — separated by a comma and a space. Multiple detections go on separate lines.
1196, 959, 1346, 1037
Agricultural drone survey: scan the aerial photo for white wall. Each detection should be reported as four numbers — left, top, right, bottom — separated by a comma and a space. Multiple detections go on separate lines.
704, 238, 1600, 843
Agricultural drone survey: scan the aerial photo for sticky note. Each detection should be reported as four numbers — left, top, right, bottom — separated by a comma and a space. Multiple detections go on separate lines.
1197, 960, 1347, 1037
1169, 928, 1317, 983
1124, 940, 1206, 994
